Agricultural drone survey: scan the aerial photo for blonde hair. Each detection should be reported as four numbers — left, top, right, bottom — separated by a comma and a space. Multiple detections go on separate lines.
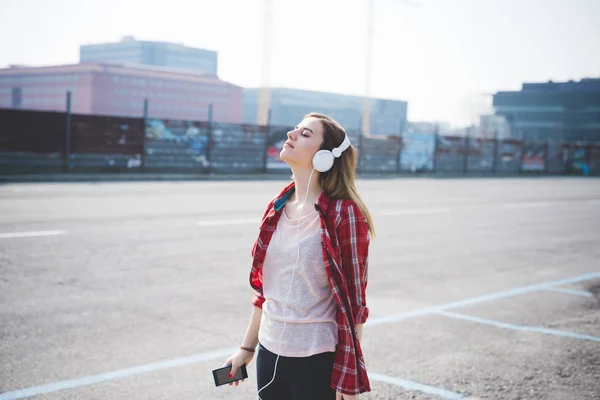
305, 112, 375, 238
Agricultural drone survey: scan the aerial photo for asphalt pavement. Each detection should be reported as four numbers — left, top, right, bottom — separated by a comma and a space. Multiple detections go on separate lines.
1, 177, 599, 399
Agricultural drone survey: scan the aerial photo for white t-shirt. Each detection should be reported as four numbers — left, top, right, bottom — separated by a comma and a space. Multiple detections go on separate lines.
258, 206, 339, 357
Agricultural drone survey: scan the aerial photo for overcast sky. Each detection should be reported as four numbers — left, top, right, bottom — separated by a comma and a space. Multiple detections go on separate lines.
1, 0, 599, 126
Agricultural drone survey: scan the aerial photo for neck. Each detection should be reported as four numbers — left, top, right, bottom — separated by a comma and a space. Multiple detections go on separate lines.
290, 167, 322, 205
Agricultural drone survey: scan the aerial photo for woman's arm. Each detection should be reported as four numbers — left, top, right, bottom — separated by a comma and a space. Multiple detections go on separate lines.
224, 305, 263, 384
241, 306, 263, 349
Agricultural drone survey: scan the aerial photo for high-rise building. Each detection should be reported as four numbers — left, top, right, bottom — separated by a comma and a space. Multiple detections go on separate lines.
493, 78, 600, 142
243, 87, 407, 135
80, 36, 218, 75
0, 63, 242, 122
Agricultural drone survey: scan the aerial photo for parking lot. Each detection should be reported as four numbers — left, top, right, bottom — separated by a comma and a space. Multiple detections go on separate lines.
1, 177, 599, 399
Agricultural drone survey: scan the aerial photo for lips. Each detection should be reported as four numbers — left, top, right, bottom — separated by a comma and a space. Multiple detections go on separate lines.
284, 141, 294, 149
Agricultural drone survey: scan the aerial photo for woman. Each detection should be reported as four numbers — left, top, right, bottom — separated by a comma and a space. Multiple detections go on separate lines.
223, 113, 375, 399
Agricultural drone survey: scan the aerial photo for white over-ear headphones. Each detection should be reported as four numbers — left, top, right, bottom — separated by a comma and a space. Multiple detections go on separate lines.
312, 134, 352, 172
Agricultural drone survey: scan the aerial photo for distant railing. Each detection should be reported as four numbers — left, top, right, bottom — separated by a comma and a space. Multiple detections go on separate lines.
1, 108, 598, 176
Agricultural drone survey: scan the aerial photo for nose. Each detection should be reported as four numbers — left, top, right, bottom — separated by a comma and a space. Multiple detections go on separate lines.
287, 129, 297, 140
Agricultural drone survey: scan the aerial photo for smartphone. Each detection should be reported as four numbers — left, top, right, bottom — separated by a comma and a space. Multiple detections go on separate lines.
212, 363, 248, 387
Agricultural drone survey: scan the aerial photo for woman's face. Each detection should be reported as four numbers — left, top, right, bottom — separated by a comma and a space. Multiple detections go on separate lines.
280, 117, 325, 169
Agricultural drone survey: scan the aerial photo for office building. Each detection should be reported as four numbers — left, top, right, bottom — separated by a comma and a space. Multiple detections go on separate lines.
493, 78, 600, 142
243, 87, 408, 135
0, 63, 242, 122
80, 36, 218, 75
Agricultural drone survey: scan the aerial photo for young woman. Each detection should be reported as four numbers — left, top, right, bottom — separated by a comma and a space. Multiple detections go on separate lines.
223, 113, 375, 399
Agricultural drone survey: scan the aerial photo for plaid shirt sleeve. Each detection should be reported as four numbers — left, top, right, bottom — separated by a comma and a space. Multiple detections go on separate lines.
337, 202, 370, 325
251, 233, 265, 309
251, 291, 266, 309
250, 200, 274, 310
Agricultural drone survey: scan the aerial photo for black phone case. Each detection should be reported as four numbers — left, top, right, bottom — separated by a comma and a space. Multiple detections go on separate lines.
213, 364, 248, 387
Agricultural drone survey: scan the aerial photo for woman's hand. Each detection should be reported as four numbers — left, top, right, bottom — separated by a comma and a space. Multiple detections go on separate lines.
336, 392, 359, 399
222, 349, 255, 387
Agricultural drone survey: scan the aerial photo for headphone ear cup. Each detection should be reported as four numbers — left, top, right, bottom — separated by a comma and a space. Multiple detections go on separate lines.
313, 150, 334, 172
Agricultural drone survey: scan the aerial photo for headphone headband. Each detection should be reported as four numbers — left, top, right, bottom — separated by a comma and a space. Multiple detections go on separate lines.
332, 135, 351, 158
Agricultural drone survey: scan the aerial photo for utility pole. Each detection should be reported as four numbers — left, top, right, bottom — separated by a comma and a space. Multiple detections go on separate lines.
361, 0, 375, 137
361, 0, 420, 137
257, 0, 274, 126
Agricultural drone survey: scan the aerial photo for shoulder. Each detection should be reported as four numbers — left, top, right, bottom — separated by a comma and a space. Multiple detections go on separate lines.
331, 199, 367, 228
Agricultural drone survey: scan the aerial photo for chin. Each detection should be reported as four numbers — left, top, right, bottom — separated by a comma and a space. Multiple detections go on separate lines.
280, 149, 291, 162
279, 152, 297, 168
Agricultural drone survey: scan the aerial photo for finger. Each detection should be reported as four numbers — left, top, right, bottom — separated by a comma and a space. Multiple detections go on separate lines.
229, 364, 237, 378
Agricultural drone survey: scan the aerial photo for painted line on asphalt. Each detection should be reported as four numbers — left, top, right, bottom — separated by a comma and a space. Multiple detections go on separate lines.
0, 348, 237, 400
379, 207, 451, 216
0, 230, 67, 239
196, 208, 452, 226
197, 218, 258, 227
500, 201, 555, 209
6, 198, 597, 235
436, 311, 600, 342
542, 287, 594, 298
369, 373, 464, 399
365, 271, 600, 326
3, 271, 599, 399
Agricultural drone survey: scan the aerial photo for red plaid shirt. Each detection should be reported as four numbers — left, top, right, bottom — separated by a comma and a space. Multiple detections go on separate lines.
249, 182, 371, 395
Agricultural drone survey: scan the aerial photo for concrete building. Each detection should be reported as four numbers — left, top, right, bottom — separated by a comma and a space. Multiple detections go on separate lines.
243, 87, 408, 135
80, 36, 218, 75
0, 63, 242, 123
478, 114, 511, 139
493, 78, 600, 142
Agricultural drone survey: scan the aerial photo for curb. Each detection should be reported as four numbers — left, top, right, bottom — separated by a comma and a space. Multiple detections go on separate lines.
0, 173, 595, 184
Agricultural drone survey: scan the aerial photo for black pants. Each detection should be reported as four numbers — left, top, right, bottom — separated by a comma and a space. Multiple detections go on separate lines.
256, 342, 337, 400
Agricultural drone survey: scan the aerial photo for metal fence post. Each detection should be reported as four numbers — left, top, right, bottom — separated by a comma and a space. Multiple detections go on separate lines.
463, 132, 470, 175
544, 139, 550, 174
262, 108, 272, 174
432, 132, 438, 173
492, 130, 499, 174
396, 136, 402, 174
63, 91, 72, 173
207, 103, 213, 173
396, 119, 403, 174
141, 98, 148, 172
359, 131, 366, 175
518, 140, 525, 173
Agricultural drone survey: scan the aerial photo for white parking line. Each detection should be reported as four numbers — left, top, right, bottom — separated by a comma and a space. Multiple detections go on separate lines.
365, 271, 600, 326
500, 201, 555, 209
542, 287, 594, 298
369, 373, 464, 399
437, 310, 600, 342
0, 230, 67, 239
197, 218, 258, 227
379, 207, 451, 216
0, 348, 237, 400
4, 198, 598, 235
2, 271, 598, 400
